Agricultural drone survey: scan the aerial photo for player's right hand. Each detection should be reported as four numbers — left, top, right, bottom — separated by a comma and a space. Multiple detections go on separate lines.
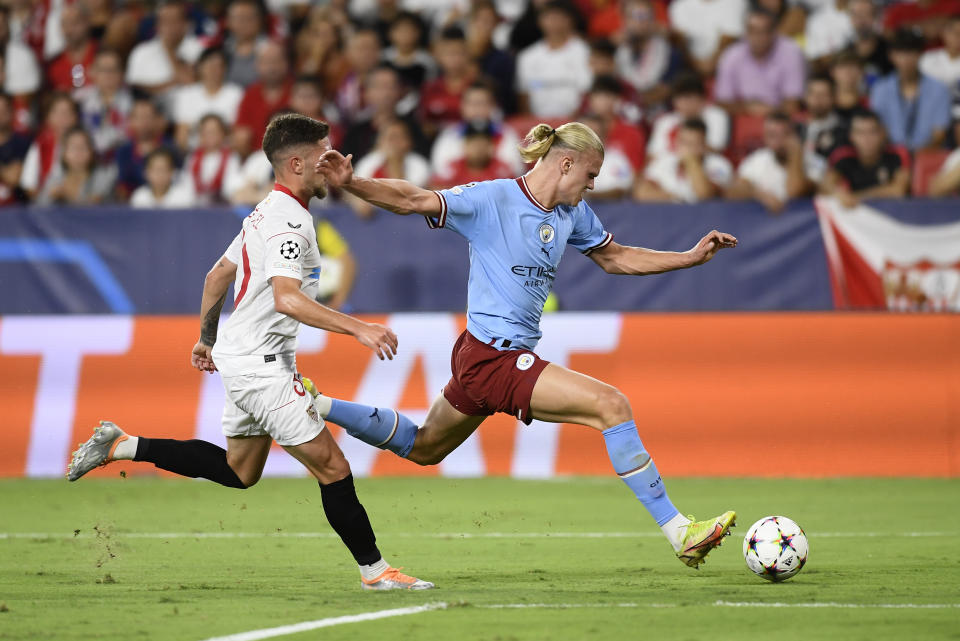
353, 322, 399, 361
191, 341, 218, 373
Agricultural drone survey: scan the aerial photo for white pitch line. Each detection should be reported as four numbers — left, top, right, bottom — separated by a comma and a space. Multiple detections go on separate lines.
197, 602, 448, 641
0, 531, 951, 540
713, 601, 960, 609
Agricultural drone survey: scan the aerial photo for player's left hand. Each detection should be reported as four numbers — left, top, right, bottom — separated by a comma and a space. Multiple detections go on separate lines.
191, 341, 218, 373
316, 150, 354, 188
688, 230, 738, 266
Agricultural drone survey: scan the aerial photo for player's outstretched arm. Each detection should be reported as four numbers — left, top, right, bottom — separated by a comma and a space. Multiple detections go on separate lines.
316, 149, 441, 217
271, 275, 398, 360
192, 256, 238, 372
589, 230, 738, 275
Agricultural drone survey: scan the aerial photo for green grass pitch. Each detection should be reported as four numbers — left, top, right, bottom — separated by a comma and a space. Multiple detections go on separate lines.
1, 476, 958, 641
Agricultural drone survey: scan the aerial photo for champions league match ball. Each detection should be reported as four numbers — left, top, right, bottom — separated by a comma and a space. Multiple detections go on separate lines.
743, 516, 809, 582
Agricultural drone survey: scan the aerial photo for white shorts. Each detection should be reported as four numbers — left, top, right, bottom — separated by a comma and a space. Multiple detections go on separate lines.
221, 370, 325, 447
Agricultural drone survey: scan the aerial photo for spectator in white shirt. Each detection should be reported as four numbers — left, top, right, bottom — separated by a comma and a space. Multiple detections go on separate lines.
172, 47, 244, 151
125, 0, 204, 96
647, 72, 730, 160
668, 0, 746, 76
727, 111, 811, 212
920, 15, 960, 90
181, 114, 241, 205
430, 80, 523, 182
351, 118, 430, 217
74, 49, 133, 158
130, 147, 195, 208
579, 113, 635, 200
516, 1, 591, 118
635, 117, 733, 203
0, 6, 40, 97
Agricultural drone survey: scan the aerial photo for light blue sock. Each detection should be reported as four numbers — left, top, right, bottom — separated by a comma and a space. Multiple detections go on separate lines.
326, 399, 418, 458
602, 420, 679, 526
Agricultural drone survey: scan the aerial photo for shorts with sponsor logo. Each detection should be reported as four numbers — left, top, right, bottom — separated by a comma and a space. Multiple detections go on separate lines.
442, 330, 550, 425
221, 370, 324, 446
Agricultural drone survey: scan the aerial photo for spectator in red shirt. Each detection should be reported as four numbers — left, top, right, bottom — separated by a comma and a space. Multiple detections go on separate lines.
582, 75, 646, 172
233, 40, 292, 158
46, 3, 97, 91
421, 26, 476, 137
350, 118, 430, 218
883, 0, 960, 40
430, 120, 514, 189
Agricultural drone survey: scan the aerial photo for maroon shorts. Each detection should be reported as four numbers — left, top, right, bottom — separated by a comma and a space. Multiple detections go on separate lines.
442, 330, 550, 425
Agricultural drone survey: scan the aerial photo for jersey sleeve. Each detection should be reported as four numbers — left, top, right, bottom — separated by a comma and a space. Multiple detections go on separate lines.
223, 231, 244, 264
262, 218, 314, 281
568, 201, 613, 255
426, 181, 489, 238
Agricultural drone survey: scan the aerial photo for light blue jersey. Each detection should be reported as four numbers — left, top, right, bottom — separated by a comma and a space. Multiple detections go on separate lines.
428, 176, 612, 350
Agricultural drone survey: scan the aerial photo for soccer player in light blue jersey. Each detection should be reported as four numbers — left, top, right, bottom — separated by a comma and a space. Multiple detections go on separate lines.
315, 122, 739, 568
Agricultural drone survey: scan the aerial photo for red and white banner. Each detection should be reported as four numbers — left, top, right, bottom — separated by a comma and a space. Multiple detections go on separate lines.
816, 196, 960, 311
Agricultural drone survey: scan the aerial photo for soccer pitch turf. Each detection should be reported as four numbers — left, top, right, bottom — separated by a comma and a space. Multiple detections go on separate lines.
1, 477, 958, 641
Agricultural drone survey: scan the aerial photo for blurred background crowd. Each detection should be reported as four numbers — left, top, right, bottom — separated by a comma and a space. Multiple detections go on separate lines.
2, 0, 960, 216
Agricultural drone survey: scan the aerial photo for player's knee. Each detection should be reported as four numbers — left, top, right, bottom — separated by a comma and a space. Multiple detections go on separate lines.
407, 446, 445, 466
597, 386, 633, 428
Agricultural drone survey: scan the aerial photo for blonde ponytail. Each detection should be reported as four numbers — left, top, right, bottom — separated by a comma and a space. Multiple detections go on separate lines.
517, 121, 604, 164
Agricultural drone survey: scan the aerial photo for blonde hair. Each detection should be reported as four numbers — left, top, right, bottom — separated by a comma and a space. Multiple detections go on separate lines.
517, 122, 604, 164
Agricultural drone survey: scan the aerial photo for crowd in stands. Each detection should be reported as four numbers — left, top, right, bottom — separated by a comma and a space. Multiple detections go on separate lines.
3, 0, 960, 214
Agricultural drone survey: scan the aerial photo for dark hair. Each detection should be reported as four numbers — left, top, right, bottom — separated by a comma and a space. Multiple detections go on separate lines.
144, 146, 178, 170
198, 112, 228, 133
0, 92, 12, 108
94, 48, 123, 63
262, 113, 330, 166
43, 92, 79, 122
463, 119, 495, 138
680, 117, 708, 135
60, 125, 98, 172
851, 109, 883, 127
197, 45, 227, 67
293, 74, 323, 92
589, 38, 616, 57
833, 48, 863, 67
590, 74, 622, 96
748, 6, 779, 28
888, 28, 925, 53
672, 71, 706, 98
132, 95, 164, 114
807, 73, 835, 90
439, 25, 466, 42
391, 10, 424, 33
766, 111, 792, 126
540, 0, 580, 21
464, 77, 497, 97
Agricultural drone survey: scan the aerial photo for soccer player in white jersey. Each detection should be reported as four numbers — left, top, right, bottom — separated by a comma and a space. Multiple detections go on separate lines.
67, 114, 432, 591
313, 122, 739, 569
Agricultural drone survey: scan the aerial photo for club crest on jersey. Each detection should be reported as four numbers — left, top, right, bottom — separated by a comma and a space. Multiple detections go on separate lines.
516, 354, 535, 371
280, 240, 300, 260
538, 223, 555, 244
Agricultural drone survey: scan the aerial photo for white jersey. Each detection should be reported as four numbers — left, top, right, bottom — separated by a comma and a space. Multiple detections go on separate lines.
212, 185, 321, 376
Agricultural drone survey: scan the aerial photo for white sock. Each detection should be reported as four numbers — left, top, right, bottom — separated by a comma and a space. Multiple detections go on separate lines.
661, 513, 691, 552
313, 394, 332, 418
359, 557, 389, 581
111, 436, 138, 461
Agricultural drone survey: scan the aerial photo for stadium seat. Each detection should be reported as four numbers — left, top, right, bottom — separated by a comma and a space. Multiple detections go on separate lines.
729, 114, 766, 164
911, 149, 950, 197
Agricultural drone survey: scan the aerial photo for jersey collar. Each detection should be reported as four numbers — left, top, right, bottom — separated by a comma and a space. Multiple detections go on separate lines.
516, 175, 554, 213
273, 182, 309, 210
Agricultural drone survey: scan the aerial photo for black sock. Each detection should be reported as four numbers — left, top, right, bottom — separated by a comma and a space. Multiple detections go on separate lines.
134, 438, 247, 489
320, 474, 381, 566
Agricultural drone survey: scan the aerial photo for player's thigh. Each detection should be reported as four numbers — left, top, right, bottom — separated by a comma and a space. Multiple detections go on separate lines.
408, 394, 486, 465
529, 363, 632, 430
283, 429, 350, 484
225, 435, 273, 487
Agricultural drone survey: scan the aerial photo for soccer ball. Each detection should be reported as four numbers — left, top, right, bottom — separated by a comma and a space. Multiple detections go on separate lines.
743, 516, 809, 582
